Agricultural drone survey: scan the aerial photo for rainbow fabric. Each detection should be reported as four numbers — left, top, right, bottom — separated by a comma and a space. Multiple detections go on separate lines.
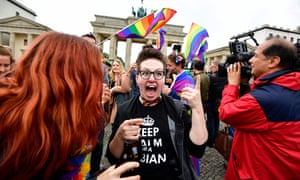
184, 23, 209, 61
171, 71, 195, 99
156, 28, 166, 50
116, 8, 176, 39
61, 153, 91, 180
117, 13, 154, 39
147, 8, 177, 34
197, 39, 208, 63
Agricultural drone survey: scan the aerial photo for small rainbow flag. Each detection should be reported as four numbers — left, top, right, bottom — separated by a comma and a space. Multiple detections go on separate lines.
117, 13, 154, 39
156, 28, 166, 50
147, 8, 177, 34
197, 39, 208, 63
184, 23, 209, 61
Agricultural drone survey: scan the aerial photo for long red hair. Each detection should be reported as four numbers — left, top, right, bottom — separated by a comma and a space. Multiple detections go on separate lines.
0, 31, 107, 179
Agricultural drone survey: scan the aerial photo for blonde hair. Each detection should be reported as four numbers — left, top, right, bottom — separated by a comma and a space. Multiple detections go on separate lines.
109, 58, 125, 80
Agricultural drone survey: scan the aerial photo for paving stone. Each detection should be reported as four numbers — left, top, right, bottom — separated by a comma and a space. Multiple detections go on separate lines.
200, 147, 226, 180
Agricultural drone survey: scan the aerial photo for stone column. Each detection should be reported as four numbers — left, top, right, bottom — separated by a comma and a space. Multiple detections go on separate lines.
27, 33, 33, 47
162, 40, 168, 55
95, 33, 104, 52
146, 39, 152, 45
125, 38, 132, 69
109, 35, 117, 60
0, 32, 2, 45
9, 32, 16, 58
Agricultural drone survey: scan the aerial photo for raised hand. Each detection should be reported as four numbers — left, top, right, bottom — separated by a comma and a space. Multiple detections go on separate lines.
181, 75, 202, 109
227, 62, 241, 86
185, 75, 208, 145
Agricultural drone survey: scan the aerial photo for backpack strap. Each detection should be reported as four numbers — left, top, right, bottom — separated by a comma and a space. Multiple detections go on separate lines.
172, 98, 184, 118
167, 98, 184, 155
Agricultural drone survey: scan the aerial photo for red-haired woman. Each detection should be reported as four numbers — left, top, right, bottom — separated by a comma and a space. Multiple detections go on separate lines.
0, 31, 139, 180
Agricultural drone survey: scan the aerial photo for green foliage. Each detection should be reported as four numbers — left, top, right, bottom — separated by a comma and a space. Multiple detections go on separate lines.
103, 52, 125, 66
103, 52, 109, 58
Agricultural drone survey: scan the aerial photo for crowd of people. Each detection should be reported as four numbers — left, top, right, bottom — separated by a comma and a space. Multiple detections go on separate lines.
0, 30, 299, 180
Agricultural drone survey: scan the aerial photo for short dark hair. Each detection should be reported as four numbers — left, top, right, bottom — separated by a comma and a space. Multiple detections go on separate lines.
192, 60, 205, 71
81, 32, 96, 42
136, 48, 166, 72
142, 44, 154, 49
263, 38, 297, 69
168, 53, 186, 68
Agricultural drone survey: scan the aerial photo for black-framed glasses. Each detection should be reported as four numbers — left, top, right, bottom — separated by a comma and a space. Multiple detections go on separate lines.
138, 71, 165, 80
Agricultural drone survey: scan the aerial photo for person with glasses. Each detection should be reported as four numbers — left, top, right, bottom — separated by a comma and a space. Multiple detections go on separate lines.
219, 37, 300, 179
106, 47, 207, 179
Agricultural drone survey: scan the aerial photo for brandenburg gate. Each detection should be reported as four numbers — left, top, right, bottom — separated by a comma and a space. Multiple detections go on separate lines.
90, 15, 186, 69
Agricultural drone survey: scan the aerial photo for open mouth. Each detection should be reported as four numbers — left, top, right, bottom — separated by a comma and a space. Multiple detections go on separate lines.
146, 85, 157, 91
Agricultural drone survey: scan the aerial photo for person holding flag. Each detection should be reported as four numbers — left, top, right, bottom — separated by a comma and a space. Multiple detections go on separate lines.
106, 47, 207, 180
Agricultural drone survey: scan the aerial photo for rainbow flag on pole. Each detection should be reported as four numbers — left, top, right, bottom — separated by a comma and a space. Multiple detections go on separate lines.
147, 8, 176, 34
116, 8, 176, 39
184, 23, 209, 61
117, 13, 154, 39
197, 39, 208, 62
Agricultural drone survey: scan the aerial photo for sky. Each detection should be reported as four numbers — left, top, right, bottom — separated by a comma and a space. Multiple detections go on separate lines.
17, 0, 300, 61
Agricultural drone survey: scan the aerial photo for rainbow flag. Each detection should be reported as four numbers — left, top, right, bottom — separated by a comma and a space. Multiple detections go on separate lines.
184, 23, 209, 61
197, 39, 208, 63
171, 72, 195, 98
156, 28, 166, 50
117, 13, 154, 39
116, 8, 176, 39
147, 8, 176, 34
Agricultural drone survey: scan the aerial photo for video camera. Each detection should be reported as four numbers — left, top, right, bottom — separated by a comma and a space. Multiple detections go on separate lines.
218, 40, 254, 79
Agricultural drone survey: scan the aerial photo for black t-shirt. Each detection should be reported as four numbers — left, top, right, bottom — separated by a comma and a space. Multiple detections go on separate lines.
131, 100, 181, 180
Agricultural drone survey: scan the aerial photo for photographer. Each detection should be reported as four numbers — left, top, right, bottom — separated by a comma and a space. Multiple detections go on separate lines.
219, 37, 300, 179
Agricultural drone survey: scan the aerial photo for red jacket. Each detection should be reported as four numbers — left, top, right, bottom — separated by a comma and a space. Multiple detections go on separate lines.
219, 70, 300, 180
